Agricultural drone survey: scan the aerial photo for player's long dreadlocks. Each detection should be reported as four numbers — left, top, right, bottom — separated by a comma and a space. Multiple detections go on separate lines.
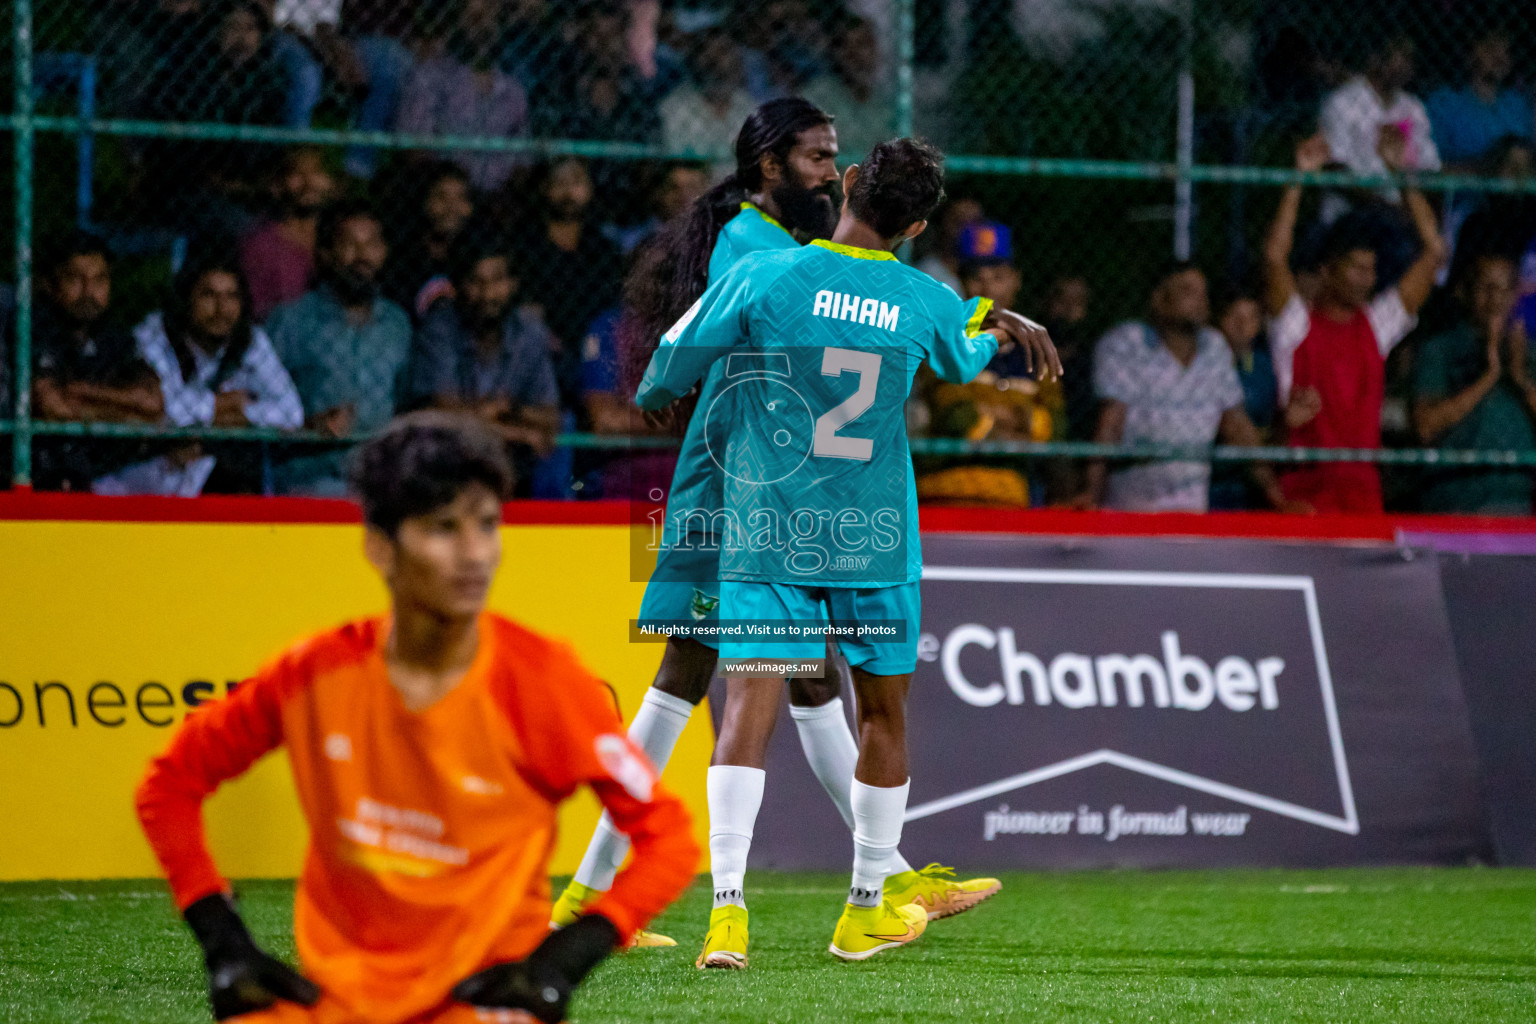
622, 98, 833, 395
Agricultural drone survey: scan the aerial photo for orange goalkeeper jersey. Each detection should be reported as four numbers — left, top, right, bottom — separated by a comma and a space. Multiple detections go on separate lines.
136, 613, 698, 1024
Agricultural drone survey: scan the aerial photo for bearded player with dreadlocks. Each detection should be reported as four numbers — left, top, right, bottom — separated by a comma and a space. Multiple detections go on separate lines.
550, 99, 1000, 966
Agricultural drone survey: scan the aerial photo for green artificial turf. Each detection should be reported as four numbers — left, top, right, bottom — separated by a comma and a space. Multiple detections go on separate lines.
3, 869, 1534, 1023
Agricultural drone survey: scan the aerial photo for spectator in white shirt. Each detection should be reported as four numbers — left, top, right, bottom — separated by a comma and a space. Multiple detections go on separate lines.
1319, 35, 1440, 204
97, 253, 303, 496
1071, 262, 1299, 514
273, 0, 342, 37
1315, 36, 1441, 291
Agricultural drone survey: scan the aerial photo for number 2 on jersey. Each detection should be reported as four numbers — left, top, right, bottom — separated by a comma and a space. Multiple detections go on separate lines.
812, 347, 881, 461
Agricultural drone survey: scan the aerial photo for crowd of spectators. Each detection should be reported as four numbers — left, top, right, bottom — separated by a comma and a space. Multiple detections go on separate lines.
908, 21, 1536, 517
8, 3, 1536, 514
917, 128, 1536, 515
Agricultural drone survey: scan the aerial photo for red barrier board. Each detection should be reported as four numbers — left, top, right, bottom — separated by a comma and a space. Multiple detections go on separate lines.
1, 490, 1533, 543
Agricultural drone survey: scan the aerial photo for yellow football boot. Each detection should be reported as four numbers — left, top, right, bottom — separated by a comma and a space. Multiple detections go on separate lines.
548, 880, 594, 929
695, 904, 749, 969
550, 880, 677, 948
828, 899, 927, 961
882, 863, 1001, 921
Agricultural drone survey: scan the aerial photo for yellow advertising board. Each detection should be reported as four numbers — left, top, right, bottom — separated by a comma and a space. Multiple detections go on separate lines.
0, 517, 713, 881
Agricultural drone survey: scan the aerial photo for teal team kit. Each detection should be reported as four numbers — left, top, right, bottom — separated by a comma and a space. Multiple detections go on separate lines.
636, 203, 798, 646
636, 236, 997, 674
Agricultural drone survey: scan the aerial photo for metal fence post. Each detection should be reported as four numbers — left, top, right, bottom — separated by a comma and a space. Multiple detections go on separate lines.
1173, 0, 1195, 260
12, 0, 34, 488
895, 0, 915, 139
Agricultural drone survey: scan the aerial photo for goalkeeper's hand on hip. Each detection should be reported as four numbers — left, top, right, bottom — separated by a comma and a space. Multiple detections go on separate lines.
452, 913, 620, 1024
183, 893, 322, 1021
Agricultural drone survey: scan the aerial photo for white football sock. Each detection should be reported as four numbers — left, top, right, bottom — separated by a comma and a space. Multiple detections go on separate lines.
791, 699, 912, 876
572, 688, 694, 892
849, 779, 910, 907
708, 765, 765, 909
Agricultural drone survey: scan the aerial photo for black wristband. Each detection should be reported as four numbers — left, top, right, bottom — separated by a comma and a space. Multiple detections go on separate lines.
526, 913, 620, 987
183, 893, 256, 959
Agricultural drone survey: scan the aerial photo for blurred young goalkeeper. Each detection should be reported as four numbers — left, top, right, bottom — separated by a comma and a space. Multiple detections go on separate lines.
134, 412, 698, 1024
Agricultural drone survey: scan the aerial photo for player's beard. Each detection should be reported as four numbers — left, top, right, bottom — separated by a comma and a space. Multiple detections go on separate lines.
771, 178, 839, 241
285, 195, 326, 220
467, 301, 510, 334
327, 265, 381, 306
63, 298, 106, 327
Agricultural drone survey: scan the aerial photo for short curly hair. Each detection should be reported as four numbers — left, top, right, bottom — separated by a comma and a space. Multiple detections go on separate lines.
349, 411, 514, 536
847, 138, 947, 240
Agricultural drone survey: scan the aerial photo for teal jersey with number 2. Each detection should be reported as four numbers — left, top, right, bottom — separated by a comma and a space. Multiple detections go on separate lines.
637, 239, 996, 588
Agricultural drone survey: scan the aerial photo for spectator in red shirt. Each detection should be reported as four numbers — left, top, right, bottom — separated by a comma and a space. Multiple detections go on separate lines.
240, 147, 338, 322
1263, 133, 1445, 513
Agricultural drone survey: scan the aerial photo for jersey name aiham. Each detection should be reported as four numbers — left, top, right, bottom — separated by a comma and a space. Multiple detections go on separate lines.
812, 290, 900, 331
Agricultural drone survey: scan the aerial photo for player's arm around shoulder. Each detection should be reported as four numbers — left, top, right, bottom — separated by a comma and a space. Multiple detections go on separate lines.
635, 259, 761, 412
980, 305, 1063, 384
927, 281, 1063, 385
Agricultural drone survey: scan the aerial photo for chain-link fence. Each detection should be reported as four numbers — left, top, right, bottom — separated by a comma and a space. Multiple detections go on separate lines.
6, 0, 1536, 511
